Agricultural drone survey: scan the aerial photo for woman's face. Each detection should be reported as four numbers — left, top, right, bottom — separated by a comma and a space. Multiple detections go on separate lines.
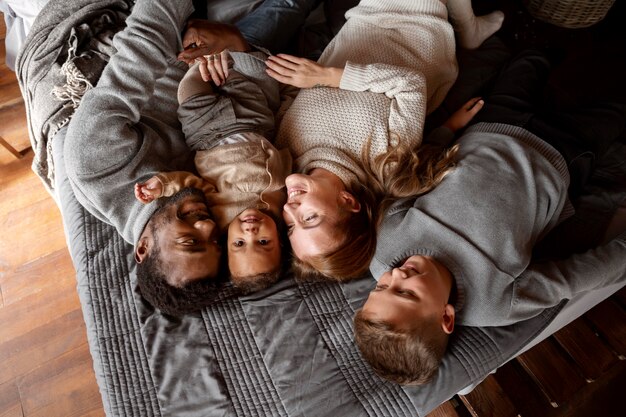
282, 169, 360, 260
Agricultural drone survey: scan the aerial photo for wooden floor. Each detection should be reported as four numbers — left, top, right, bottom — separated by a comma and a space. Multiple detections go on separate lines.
0, 16, 105, 417
427, 290, 626, 417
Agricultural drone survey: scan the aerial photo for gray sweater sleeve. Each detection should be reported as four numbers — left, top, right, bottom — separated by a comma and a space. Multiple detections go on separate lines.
230, 50, 281, 112
64, 0, 194, 244
509, 231, 626, 322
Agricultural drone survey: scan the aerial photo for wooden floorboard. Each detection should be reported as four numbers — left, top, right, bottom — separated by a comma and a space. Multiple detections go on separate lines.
458, 375, 519, 417
427, 400, 461, 417
516, 337, 587, 407
17, 344, 103, 417
0, 381, 23, 417
553, 317, 617, 381
585, 300, 626, 358
0, 14, 104, 417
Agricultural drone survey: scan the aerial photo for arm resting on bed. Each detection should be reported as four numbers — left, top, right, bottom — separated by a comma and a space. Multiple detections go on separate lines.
510, 231, 626, 322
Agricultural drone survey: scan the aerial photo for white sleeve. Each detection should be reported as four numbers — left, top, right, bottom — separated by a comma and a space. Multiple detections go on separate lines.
339, 61, 427, 144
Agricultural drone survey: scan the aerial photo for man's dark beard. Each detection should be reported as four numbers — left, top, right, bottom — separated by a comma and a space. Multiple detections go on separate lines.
151, 187, 212, 229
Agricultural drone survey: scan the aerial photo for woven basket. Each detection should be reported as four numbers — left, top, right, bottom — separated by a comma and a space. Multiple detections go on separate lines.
524, 0, 616, 28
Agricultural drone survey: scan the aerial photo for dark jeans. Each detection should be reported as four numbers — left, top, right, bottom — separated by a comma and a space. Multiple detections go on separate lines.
471, 49, 626, 197
235, 0, 322, 53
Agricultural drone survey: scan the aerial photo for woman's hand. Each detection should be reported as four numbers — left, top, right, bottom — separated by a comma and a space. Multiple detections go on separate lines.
443, 97, 484, 133
266, 54, 343, 89
177, 20, 249, 64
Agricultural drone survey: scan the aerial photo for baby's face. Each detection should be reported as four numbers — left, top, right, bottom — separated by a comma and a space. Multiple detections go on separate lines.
227, 208, 281, 277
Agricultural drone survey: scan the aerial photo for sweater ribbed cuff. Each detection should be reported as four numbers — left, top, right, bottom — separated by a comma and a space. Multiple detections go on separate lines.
339, 61, 369, 91
230, 51, 270, 78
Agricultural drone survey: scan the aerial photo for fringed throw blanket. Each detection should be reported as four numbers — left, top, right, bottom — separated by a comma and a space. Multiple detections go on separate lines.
16, 0, 131, 192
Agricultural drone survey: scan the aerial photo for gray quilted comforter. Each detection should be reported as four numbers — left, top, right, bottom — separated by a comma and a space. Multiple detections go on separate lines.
51, 133, 564, 415
19, 0, 625, 416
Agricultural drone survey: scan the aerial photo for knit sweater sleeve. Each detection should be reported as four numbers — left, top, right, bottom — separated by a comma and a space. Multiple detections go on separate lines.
63, 0, 194, 244
68, 0, 193, 153
156, 171, 216, 198
339, 61, 427, 145
509, 231, 626, 323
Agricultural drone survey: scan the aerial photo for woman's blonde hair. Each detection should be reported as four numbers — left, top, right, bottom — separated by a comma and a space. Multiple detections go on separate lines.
292, 180, 379, 281
293, 137, 459, 282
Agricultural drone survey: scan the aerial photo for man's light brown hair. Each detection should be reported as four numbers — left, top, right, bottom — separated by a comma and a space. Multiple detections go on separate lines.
353, 308, 449, 385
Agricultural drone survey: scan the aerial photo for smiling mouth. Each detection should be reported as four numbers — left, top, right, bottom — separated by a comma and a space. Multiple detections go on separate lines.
180, 202, 210, 218
287, 189, 306, 201
242, 215, 260, 223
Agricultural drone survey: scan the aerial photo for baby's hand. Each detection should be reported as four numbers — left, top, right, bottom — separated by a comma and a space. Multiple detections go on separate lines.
195, 49, 231, 85
444, 97, 484, 133
134, 177, 163, 204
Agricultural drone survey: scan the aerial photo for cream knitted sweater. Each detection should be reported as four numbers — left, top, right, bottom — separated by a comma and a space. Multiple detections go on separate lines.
276, 0, 458, 186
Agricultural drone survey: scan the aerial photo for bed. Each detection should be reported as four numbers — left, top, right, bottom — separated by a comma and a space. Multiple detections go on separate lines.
15, 0, 626, 416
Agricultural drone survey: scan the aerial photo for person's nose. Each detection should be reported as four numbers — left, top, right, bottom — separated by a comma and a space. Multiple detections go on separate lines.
193, 219, 216, 237
242, 222, 259, 233
391, 267, 408, 281
283, 201, 299, 219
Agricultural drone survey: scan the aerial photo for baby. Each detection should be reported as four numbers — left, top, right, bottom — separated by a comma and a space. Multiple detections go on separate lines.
135, 29, 291, 293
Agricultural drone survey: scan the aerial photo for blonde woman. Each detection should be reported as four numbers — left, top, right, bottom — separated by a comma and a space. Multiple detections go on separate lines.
265, 0, 500, 280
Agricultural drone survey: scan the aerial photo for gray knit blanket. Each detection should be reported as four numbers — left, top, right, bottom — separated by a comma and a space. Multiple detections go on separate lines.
52, 127, 563, 415
16, 0, 131, 192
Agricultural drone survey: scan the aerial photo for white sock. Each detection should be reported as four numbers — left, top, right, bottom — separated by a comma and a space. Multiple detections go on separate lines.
456, 10, 505, 49
446, 0, 505, 49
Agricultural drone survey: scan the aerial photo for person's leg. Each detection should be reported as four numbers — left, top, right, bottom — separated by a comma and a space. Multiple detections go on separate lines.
177, 61, 214, 104
178, 59, 279, 151
425, 35, 511, 132
235, 0, 322, 53
217, 68, 278, 137
177, 63, 231, 151
446, 0, 504, 49
530, 101, 626, 197
471, 49, 551, 128
473, 50, 626, 198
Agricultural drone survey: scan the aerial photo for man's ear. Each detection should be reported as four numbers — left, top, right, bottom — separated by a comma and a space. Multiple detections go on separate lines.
135, 236, 151, 263
441, 304, 455, 334
340, 191, 361, 213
